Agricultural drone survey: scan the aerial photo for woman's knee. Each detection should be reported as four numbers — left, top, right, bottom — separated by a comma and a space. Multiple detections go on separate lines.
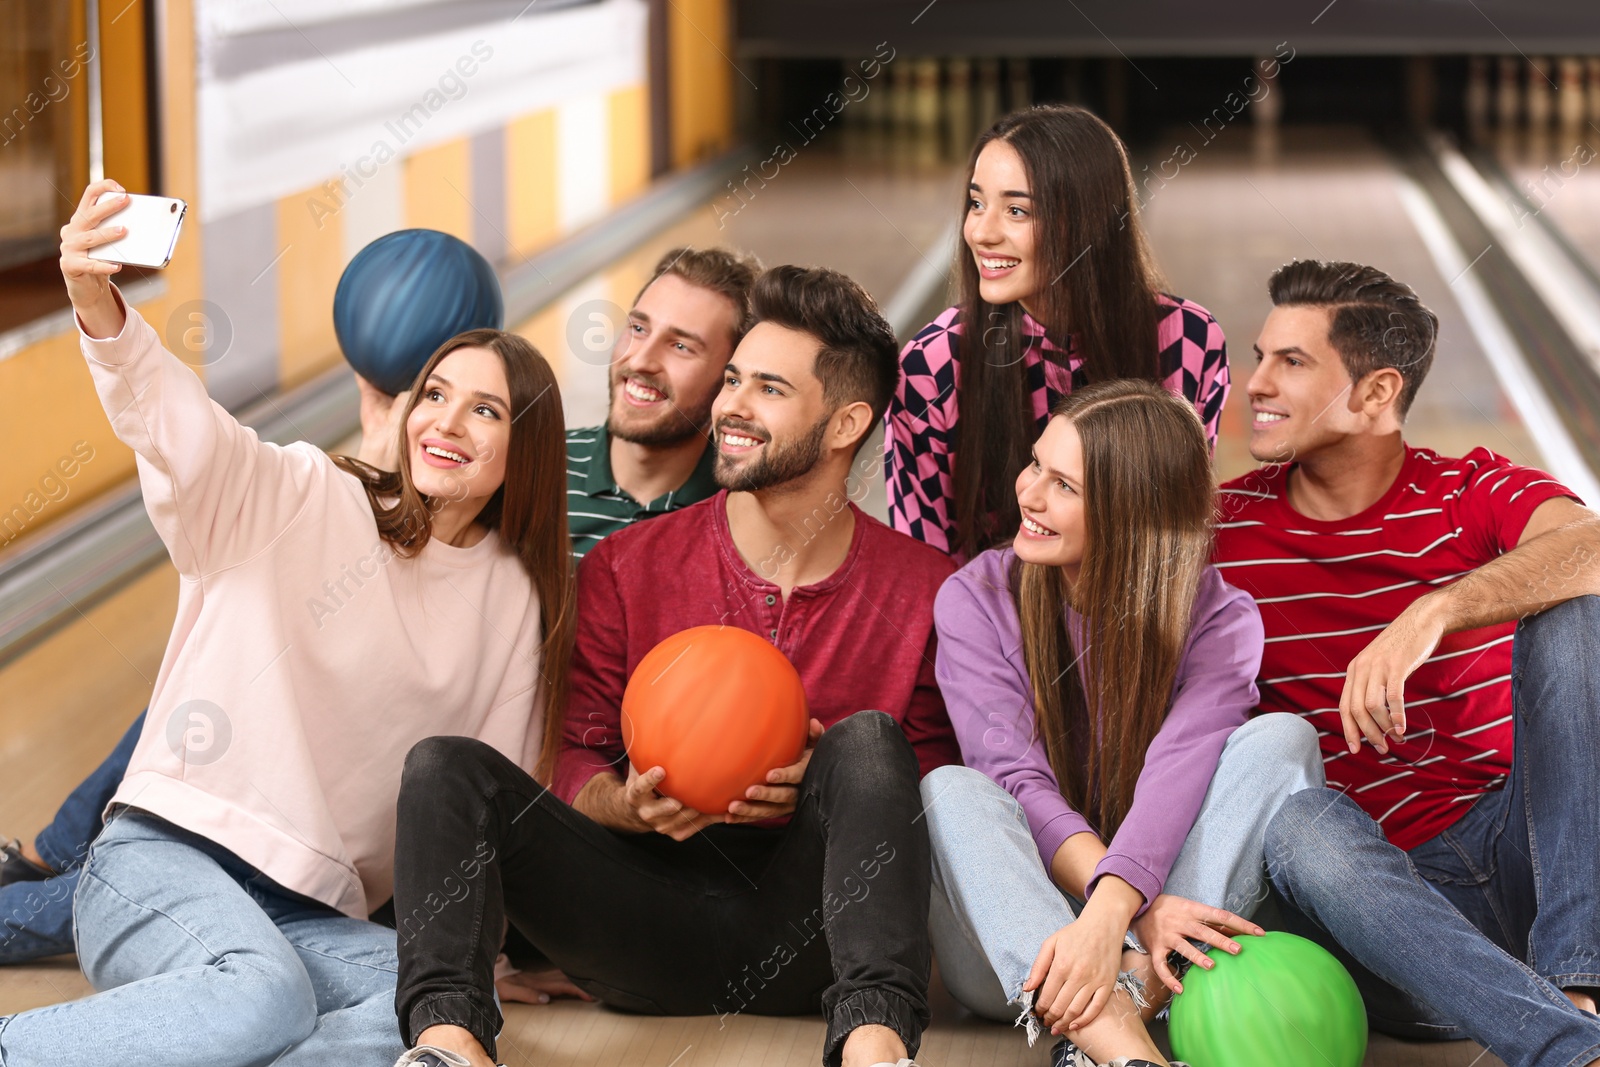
1221, 713, 1325, 789
920, 765, 1024, 842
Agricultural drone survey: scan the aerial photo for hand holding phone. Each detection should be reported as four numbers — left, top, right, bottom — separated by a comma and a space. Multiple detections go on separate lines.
60, 180, 144, 339
86, 191, 187, 269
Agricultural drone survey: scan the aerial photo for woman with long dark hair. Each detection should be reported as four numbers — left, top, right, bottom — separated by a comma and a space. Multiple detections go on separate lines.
886, 104, 1230, 561
921, 381, 1321, 1067
0, 180, 574, 1067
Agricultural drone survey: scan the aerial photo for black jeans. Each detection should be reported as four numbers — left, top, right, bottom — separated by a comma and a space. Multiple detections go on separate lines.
392, 709, 932, 1066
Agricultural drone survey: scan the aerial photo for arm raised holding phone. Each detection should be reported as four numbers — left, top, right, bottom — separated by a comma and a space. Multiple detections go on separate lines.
60, 178, 326, 576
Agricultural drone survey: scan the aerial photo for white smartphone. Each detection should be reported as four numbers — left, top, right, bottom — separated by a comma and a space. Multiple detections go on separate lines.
88, 192, 188, 269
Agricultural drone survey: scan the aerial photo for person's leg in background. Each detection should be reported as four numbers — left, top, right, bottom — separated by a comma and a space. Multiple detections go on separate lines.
0, 710, 145, 964
0, 810, 320, 1067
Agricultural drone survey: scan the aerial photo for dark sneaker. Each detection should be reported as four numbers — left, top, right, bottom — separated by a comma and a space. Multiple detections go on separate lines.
392, 1047, 504, 1067
1049, 1040, 1189, 1067
0, 839, 52, 887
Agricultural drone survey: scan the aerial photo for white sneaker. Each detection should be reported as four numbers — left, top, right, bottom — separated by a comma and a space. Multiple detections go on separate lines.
393, 1046, 506, 1067
865, 1060, 920, 1067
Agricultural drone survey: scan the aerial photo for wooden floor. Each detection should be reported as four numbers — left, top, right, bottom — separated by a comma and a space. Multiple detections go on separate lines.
0, 953, 1504, 1066
0, 137, 1532, 1066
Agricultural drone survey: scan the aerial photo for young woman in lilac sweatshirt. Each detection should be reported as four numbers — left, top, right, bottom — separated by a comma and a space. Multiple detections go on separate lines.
921, 380, 1323, 1067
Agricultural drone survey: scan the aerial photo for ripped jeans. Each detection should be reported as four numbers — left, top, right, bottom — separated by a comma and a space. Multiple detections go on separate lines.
922, 714, 1323, 1042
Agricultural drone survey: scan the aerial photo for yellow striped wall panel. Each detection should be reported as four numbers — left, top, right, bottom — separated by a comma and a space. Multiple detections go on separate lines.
403, 139, 473, 242
506, 110, 559, 257
0, 332, 136, 549
669, 0, 734, 167
275, 187, 345, 388
609, 84, 649, 205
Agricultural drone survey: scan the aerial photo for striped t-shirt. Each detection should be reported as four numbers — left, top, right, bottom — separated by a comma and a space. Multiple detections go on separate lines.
566, 425, 719, 559
1213, 446, 1575, 850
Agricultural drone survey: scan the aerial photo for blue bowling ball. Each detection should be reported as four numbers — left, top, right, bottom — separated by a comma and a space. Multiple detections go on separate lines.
333, 229, 504, 395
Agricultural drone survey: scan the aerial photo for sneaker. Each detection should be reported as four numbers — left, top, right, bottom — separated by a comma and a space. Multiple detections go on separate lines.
392, 1046, 505, 1067
0, 840, 52, 887
865, 1061, 920, 1067
1049, 1039, 1189, 1067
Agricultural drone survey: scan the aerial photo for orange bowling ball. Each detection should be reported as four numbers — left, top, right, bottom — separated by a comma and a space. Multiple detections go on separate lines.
621, 625, 810, 815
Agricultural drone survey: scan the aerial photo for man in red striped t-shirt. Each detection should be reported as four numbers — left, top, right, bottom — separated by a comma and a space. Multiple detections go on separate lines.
1214, 260, 1600, 1067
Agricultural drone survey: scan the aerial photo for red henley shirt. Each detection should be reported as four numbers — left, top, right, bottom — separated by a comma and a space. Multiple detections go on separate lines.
553, 489, 960, 807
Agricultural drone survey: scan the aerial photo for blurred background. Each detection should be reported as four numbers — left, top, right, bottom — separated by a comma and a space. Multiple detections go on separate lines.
4, 3, 1600, 1061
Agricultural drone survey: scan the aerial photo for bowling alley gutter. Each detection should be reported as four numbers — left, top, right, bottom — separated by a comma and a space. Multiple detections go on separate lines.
0, 150, 755, 667
1395, 132, 1600, 506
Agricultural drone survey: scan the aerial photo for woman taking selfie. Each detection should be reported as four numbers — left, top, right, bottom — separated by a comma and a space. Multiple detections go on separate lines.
921, 381, 1321, 1067
0, 180, 574, 1067
887, 104, 1230, 560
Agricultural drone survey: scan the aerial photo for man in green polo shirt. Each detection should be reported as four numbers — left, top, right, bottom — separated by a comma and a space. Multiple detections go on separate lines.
566, 246, 759, 557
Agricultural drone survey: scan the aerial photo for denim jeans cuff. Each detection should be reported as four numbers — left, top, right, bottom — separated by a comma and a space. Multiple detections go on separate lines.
823, 987, 923, 1067
1549, 971, 1600, 992
407, 991, 502, 1061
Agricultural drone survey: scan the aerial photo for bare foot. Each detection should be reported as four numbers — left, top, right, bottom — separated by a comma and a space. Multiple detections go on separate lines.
1565, 987, 1597, 1014
840, 1023, 907, 1067
416, 1024, 497, 1067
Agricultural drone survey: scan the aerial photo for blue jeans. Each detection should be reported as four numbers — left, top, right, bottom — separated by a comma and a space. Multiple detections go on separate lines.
1264, 596, 1600, 1067
923, 713, 1325, 1032
0, 711, 143, 963
0, 810, 404, 1067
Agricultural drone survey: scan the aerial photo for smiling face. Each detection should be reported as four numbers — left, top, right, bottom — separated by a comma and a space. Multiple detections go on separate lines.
710, 321, 834, 493
964, 139, 1041, 311
1247, 305, 1373, 464
404, 345, 512, 507
1012, 416, 1088, 575
607, 272, 740, 447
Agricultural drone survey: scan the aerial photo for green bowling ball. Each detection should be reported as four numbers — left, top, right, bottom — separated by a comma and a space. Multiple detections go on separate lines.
1168, 931, 1367, 1067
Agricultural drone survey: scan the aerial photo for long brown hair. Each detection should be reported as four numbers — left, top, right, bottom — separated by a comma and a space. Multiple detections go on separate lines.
1011, 379, 1213, 839
954, 104, 1165, 559
332, 329, 575, 782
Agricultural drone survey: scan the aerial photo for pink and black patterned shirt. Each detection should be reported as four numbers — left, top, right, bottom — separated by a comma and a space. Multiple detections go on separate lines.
885, 297, 1230, 557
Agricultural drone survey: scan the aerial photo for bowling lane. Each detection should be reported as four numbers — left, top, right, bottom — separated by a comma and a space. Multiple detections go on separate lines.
513, 151, 962, 427
1492, 135, 1600, 282
1134, 124, 1544, 483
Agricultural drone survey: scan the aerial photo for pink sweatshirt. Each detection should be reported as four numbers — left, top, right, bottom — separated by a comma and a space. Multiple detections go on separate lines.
85, 294, 545, 919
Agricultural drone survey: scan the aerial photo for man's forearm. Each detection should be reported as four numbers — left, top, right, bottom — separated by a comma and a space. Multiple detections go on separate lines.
572, 770, 648, 833
1428, 519, 1600, 633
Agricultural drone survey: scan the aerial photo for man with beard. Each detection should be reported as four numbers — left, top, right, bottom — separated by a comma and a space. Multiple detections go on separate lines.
0, 248, 757, 969
388, 265, 960, 1067
566, 247, 760, 557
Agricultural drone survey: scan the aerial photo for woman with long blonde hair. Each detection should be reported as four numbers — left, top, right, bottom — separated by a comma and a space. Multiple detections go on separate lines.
921, 380, 1321, 1067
